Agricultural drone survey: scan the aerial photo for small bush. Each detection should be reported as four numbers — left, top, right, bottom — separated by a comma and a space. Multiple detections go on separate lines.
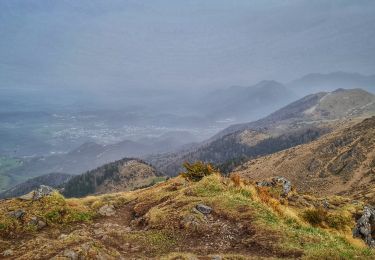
0, 223, 6, 230
192, 174, 224, 196
325, 213, 352, 230
256, 187, 282, 214
67, 211, 94, 222
302, 208, 327, 226
180, 161, 217, 182
302, 208, 352, 230
45, 210, 63, 223
257, 187, 272, 203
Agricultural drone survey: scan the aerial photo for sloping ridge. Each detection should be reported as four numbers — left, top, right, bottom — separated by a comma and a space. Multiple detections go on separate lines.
213, 88, 375, 140
233, 116, 375, 198
149, 89, 375, 176
62, 158, 164, 198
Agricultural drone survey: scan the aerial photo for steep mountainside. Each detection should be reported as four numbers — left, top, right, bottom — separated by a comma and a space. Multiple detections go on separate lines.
148, 89, 375, 176
62, 158, 164, 198
0, 173, 72, 199
233, 116, 375, 199
0, 174, 372, 259
214, 88, 375, 139
149, 127, 328, 176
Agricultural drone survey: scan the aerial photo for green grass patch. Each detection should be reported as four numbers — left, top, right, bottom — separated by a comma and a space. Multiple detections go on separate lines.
192, 174, 224, 197
122, 230, 178, 255
278, 213, 373, 259
0, 192, 94, 236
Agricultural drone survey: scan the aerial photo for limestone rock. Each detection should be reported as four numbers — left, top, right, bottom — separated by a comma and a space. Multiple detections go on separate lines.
2, 249, 13, 257
29, 217, 46, 230
98, 204, 116, 217
353, 206, 375, 247
63, 249, 78, 260
8, 209, 25, 219
19, 185, 54, 201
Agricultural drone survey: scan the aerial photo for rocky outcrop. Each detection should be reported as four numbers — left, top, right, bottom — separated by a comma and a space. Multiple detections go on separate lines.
19, 185, 54, 201
353, 206, 375, 247
257, 176, 292, 197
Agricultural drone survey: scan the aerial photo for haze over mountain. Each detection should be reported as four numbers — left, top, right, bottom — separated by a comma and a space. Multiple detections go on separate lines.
289, 72, 375, 96
148, 89, 375, 176
214, 88, 375, 139
1, 1, 375, 113
0, 131, 197, 190
1, 1, 374, 164
198, 80, 296, 122
1, 86, 374, 194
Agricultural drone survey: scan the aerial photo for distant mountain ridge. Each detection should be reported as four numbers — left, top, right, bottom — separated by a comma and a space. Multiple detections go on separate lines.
213, 88, 375, 139
0, 173, 72, 199
148, 88, 375, 176
62, 158, 164, 198
0, 158, 164, 199
2, 131, 197, 189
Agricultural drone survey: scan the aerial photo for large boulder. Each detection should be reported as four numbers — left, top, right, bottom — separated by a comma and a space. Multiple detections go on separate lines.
8, 209, 25, 219
98, 204, 116, 217
353, 206, 375, 247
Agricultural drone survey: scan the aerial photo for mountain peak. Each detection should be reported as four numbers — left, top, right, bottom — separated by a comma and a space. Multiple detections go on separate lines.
255, 80, 284, 87
290, 72, 375, 95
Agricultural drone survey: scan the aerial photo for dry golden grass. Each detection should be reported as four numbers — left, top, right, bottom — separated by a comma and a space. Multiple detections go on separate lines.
0, 174, 373, 259
233, 116, 375, 199
229, 173, 242, 187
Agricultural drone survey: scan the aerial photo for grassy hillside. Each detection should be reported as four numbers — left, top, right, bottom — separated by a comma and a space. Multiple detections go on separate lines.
0, 173, 373, 259
150, 127, 328, 176
233, 116, 375, 198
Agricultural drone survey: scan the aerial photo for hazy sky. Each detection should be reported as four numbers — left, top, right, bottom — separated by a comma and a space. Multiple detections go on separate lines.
0, 0, 374, 93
